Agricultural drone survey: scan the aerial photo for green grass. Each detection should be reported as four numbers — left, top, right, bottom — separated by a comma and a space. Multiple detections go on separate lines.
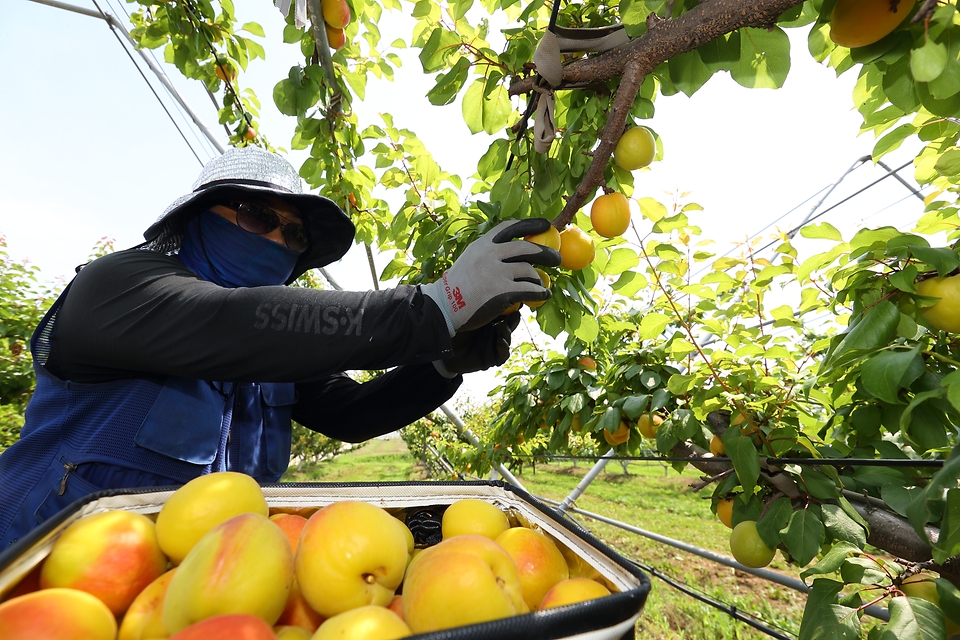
284, 441, 805, 639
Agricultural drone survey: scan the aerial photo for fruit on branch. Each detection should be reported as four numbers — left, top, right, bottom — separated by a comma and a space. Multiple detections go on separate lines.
495, 527, 569, 611
524, 225, 561, 251
613, 127, 656, 171
558, 227, 595, 270
590, 192, 631, 238
0, 588, 118, 640
312, 605, 411, 640
603, 420, 631, 446
325, 24, 347, 50
214, 55, 238, 82
155, 471, 269, 565
637, 414, 663, 439
540, 578, 611, 610
570, 413, 583, 432
901, 571, 940, 605
716, 497, 734, 529
162, 513, 294, 633
320, 0, 351, 29
39, 509, 167, 616
441, 498, 510, 540
402, 535, 528, 633
525, 268, 551, 309
709, 434, 725, 456
917, 275, 960, 333
829, 0, 916, 49
578, 356, 597, 370
296, 501, 408, 618
729, 521, 776, 568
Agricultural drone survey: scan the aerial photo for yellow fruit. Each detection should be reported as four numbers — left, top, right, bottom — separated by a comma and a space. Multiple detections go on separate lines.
917, 276, 960, 333
524, 225, 561, 251
441, 498, 510, 540
558, 227, 595, 270
570, 414, 582, 432
296, 502, 409, 619
729, 521, 776, 569
603, 420, 630, 446
578, 356, 597, 370
613, 127, 656, 171
162, 513, 294, 633
214, 55, 237, 82
0, 588, 118, 640
40, 510, 168, 616
402, 535, 527, 633
710, 434, 725, 456
312, 605, 411, 640
325, 24, 346, 49
320, 0, 351, 29
637, 414, 663, 439
830, 0, 916, 49
716, 498, 734, 529
495, 527, 569, 611
156, 471, 269, 565
118, 569, 176, 640
590, 192, 631, 238
901, 571, 940, 605
540, 578, 611, 610
525, 268, 551, 309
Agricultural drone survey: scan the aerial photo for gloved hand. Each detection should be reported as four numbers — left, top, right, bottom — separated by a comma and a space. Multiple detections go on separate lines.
421, 218, 561, 334
434, 312, 521, 378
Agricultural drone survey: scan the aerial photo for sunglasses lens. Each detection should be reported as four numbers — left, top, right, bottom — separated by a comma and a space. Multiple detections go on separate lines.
284, 225, 309, 253
236, 203, 278, 234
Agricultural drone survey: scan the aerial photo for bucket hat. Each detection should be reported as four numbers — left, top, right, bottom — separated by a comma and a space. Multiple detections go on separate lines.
144, 146, 355, 284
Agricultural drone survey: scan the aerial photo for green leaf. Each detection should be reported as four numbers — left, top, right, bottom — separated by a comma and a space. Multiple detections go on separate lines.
911, 39, 948, 83
822, 300, 900, 370
799, 542, 860, 583
419, 27, 462, 73
881, 597, 944, 640
935, 578, 960, 629
240, 22, 265, 37
573, 314, 599, 343
800, 579, 845, 640
822, 505, 867, 547
603, 249, 639, 276
782, 507, 824, 567
757, 497, 792, 548
731, 27, 791, 89
668, 50, 714, 97
723, 432, 761, 494
934, 488, 960, 564
907, 445, 960, 549
908, 245, 960, 275
621, 395, 650, 420
462, 78, 511, 135
860, 346, 923, 404
638, 313, 671, 340
611, 271, 647, 297
801, 222, 843, 241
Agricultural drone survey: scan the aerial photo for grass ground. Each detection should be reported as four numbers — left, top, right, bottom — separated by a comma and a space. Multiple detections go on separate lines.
284, 438, 806, 639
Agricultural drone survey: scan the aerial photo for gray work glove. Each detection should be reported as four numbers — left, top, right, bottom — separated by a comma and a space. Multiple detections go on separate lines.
434, 312, 522, 378
421, 218, 561, 334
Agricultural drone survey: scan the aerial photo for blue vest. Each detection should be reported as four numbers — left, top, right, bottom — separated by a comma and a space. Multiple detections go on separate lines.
0, 288, 297, 548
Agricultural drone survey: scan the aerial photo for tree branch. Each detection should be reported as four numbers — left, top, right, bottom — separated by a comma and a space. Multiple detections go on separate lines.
509, 0, 805, 228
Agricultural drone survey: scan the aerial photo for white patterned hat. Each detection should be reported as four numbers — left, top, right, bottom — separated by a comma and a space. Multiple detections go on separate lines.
144, 146, 355, 283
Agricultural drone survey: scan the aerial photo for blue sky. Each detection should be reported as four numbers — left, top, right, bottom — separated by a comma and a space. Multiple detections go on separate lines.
1, 0, 930, 398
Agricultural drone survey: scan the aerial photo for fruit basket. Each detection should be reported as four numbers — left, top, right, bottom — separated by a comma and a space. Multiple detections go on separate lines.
0, 480, 650, 640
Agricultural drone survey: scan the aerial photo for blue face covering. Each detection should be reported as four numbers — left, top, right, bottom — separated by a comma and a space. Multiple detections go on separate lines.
178, 211, 300, 288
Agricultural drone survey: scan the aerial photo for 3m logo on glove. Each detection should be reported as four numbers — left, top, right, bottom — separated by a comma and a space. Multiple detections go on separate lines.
442, 272, 466, 312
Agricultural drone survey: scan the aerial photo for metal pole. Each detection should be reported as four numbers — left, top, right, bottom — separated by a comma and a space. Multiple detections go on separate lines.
28, 0, 226, 154
438, 404, 526, 492
542, 498, 890, 622
557, 448, 615, 514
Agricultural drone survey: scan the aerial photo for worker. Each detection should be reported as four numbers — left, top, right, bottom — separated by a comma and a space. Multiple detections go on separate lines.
0, 146, 560, 548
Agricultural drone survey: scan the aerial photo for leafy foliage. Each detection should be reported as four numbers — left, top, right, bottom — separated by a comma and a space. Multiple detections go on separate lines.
105, 0, 960, 636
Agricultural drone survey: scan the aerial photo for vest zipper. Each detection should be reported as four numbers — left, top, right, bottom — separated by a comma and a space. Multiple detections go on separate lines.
59, 462, 78, 496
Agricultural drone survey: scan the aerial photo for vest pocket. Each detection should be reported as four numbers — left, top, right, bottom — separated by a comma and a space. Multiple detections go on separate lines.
33, 459, 101, 526
135, 378, 227, 465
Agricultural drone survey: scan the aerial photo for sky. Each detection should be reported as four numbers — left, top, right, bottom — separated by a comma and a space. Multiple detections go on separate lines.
0, 0, 930, 402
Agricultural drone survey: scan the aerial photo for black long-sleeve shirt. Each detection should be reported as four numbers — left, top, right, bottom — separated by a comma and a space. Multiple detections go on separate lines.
44, 249, 460, 442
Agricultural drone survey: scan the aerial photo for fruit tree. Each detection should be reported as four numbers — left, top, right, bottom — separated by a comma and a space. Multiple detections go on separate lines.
45, 0, 960, 637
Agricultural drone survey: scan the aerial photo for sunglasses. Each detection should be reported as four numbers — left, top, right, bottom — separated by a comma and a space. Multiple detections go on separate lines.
226, 201, 309, 253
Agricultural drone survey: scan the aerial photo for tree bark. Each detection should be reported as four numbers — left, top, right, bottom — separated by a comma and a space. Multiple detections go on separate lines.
508, 0, 805, 228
